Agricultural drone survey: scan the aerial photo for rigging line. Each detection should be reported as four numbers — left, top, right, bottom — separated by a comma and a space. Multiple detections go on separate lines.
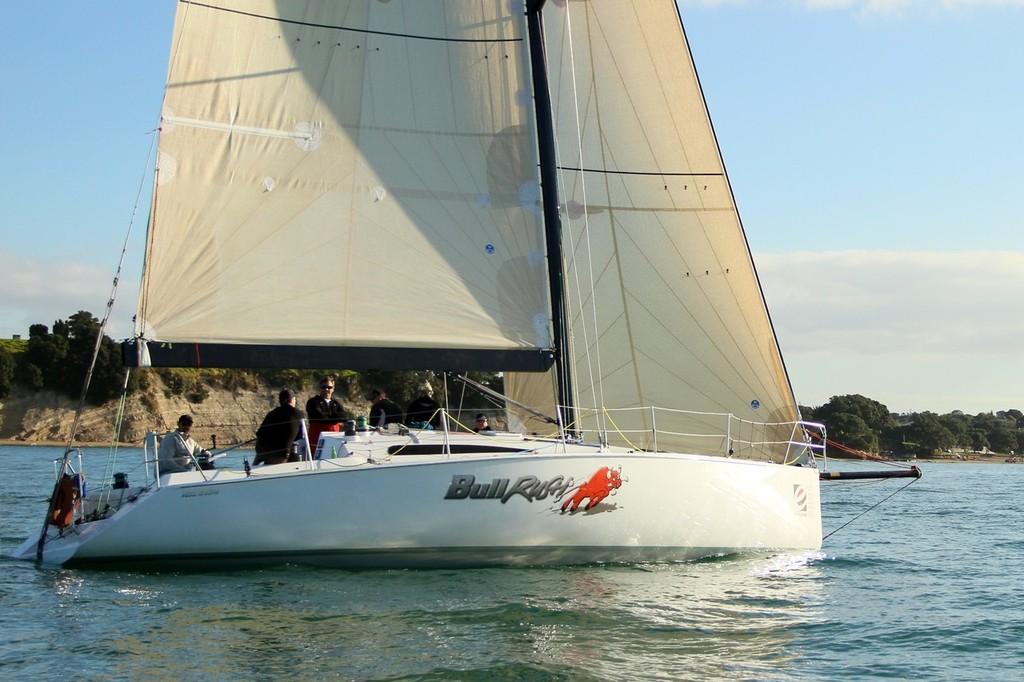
65, 133, 157, 451
570, 5, 611, 423
181, 1, 523, 44
96, 372, 132, 513
457, 374, 556, 425
821, 475, 921, 543
548, 2, 605, 428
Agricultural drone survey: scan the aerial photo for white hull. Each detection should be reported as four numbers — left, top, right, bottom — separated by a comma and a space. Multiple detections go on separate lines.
14, 431, 821, 569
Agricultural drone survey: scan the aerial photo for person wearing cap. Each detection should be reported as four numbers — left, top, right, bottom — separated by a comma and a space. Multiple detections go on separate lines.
368, 389, 404, 428
473, 413, 491, 433
254, 389, 305, 466
405, 382, 442, 429
306, 375, 347, 449
158, 414, 212, 473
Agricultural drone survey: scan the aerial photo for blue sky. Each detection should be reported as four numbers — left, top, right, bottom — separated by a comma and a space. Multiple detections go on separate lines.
1, 1, 1022, 415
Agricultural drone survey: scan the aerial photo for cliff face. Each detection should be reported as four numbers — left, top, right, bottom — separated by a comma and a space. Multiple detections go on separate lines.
0, 380, 367, 448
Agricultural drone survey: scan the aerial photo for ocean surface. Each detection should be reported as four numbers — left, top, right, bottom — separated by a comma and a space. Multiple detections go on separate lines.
1, 445, 1020, 681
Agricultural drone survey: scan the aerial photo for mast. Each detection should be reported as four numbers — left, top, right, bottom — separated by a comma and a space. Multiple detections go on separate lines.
526, 0, 574, 422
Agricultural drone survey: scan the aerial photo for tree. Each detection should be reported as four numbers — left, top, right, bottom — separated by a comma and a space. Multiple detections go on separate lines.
938, 413, 970, 449
14, 312, 127, 404
999, 409, 1024, 429
15, 361, 44, 390
969, 429, 990, 452
986, 421, 1017, 454
64, 311, 125, 404
907, 411, 955, 456
0, 347, 14, 398
824, 413, 879, 453
968, 412, 1019, 454
814, 394, 895, 433
86, 334, 127, 404
22, 323, 68, 389
811, 394, 894, 454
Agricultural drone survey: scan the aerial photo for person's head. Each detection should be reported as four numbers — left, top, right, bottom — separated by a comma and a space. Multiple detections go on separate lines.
369, 389, 385, 403
475, 413, 488, 428
279, 389, 296, 406
177, 414, 193, 432
418, 382, 433, 397
319, 376, 335, 397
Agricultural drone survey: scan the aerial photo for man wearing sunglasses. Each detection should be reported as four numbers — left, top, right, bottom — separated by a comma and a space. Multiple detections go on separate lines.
306, 376, 347, 454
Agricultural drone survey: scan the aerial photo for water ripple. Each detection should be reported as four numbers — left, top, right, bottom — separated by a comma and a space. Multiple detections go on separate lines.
2, 449, 1022, 680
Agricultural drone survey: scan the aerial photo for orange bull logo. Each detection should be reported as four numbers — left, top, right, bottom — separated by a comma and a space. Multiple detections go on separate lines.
443, 466, 624, 513
560, 466, 622, 512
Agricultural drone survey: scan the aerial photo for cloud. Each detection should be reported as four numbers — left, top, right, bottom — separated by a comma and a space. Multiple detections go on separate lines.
758, 250, 1024, 358
0, 251, 137, 340
839, 0, 1024, 18
680, 0, 1024, 15
756, 250, 1024, 412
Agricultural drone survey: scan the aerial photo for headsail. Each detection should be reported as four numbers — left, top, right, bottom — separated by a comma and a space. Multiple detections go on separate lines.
133, 0, 552, 370
509, 1, 800, 458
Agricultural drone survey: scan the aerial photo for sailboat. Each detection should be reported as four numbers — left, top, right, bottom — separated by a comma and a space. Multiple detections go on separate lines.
14, 0, 891, 569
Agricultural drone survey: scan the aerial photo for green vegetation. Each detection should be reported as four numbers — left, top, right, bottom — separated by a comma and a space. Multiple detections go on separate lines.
803, 394, 1024, 458
1, 311, 126, 403
4, 312, 1019, 456
0, 311, 503, 414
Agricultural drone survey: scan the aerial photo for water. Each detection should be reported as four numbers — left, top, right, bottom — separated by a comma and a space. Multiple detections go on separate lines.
1, 446, 1021, 681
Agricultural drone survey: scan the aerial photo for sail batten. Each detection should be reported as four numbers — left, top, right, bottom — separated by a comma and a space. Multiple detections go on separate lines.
559, 166, 725, 178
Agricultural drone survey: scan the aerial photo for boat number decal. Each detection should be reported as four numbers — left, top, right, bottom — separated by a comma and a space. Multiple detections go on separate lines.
793, 484, 807, 513
444, 466, 624, 513
181, 490, 220, 498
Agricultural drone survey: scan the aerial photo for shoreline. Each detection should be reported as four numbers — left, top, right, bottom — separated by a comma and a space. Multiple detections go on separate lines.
0, 439, 255, 450
0, 440, 1015, 463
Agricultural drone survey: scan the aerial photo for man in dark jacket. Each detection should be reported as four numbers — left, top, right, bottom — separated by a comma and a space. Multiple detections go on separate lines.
254, 389, 305, 465
405, 382, 442, 429
368, 389, 404, 428
306, 376, 347, 448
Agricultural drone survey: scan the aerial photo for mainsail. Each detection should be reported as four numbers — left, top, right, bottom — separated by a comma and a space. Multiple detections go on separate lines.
508, 1, 800, 457
134, 0, 552, 370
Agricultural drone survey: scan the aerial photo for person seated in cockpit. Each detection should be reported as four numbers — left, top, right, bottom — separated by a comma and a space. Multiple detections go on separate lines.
158, 414, 213, 473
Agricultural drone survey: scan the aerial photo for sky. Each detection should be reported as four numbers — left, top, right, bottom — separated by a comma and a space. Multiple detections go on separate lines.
1, 1, 1022, 415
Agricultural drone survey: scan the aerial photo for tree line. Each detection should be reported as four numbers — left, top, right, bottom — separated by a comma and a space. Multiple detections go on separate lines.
803, 394, 1024, 457
2, 312, 1019, 456
0, 311, 500, 414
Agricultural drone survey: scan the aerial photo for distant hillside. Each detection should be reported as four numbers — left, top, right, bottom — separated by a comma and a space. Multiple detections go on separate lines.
0, 376, 368, 448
